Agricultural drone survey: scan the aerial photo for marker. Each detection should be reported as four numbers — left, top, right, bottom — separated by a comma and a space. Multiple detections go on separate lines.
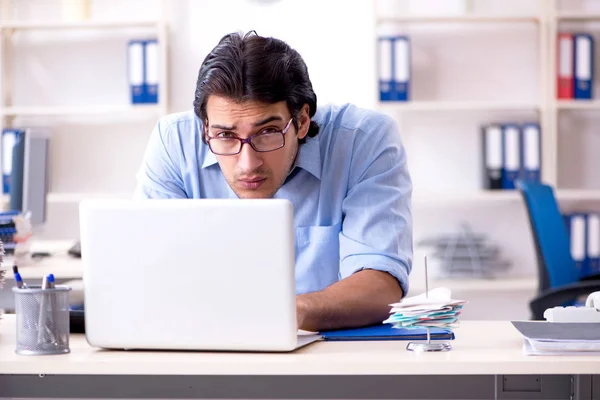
47, 274, 55, 289
12, 265, 18, 274
14, 272, 23, 289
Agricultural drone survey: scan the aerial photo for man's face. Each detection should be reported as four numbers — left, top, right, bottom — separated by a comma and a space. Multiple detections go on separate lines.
205, 96, 309, 199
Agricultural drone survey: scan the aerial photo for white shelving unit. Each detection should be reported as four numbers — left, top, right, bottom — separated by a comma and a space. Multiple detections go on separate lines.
0, 0, 169, 211
378, 100, 540, 112
376, 0, 600, 205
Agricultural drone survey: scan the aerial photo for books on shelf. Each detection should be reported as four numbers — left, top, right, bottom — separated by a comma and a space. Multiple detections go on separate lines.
481, 122, 541, 191
563, 212, 600, 278
557, 32, 594, 100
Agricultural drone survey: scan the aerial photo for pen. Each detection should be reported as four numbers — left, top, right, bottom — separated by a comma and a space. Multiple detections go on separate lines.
47, 274, 55, 289
14, 272, 24, 289
46, 274, 57, 343
37, 275, 48, 344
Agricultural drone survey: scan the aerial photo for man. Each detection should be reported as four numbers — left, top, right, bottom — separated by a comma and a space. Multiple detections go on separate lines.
134, 31, 413, 332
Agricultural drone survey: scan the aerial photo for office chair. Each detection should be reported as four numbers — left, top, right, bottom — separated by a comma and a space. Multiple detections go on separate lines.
516, 180, 600, 320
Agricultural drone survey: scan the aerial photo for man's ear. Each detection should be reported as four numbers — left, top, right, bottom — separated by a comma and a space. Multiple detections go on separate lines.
297, 104, 311, 140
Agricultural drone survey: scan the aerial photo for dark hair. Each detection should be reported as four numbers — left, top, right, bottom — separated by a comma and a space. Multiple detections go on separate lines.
193, 31, 319, 143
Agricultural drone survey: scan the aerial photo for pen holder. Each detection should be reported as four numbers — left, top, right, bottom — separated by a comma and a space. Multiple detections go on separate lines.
12, 285, 71, 355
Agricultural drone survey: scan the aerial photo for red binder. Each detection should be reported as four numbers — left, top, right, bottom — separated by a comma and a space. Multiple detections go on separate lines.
557, 33, 574, 99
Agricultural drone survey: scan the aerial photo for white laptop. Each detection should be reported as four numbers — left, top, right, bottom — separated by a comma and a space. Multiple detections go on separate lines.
78, 198, 321, 352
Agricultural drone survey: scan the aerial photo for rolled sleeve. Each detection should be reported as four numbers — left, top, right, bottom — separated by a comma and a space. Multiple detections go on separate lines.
339, 116, 413, 296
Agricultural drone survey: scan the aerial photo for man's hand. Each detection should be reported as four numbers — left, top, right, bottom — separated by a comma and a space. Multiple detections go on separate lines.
295, 269, 403, 332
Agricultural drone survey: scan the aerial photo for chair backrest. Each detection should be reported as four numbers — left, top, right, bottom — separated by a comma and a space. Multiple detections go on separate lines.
516, 180, 580, 290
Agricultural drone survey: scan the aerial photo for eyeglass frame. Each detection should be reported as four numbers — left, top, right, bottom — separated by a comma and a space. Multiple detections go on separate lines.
204, 117, 295, 156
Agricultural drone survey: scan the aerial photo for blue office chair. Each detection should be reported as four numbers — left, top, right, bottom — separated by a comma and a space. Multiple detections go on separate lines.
516, 180, 600, 320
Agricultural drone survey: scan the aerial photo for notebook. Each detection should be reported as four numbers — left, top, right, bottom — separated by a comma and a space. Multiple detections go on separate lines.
320, 323, 455, 341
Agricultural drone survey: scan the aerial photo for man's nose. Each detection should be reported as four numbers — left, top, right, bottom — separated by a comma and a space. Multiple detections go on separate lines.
237, 142, 263, 171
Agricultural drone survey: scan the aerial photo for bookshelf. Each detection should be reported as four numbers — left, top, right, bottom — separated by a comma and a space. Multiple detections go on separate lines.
374, 0, 600, 281
0, 0, 170, 238
375, 0, 600, 204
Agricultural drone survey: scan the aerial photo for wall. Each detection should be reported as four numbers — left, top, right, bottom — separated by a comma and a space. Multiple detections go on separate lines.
6, 0, 569, 286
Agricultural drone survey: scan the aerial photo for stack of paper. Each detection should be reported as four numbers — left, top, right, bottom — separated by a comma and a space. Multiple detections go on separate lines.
384, 287, 467, 329
512, 321, 600, 356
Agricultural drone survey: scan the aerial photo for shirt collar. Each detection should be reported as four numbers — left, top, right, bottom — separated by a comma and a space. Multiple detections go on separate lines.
292, 135, 321, 180
201, 149, 218, 169
200, 135, 321, 180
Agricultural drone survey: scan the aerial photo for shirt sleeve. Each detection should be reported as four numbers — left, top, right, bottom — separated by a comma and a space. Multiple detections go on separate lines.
338, 115, 413, 297
133, 120, 188, 199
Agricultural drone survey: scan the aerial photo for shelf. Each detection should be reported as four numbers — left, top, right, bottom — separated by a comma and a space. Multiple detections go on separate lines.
556, 100, 600, 110
2, 104, 161, 117
413, 191, 520, 204
413, 189, 600, 204
46, 192, 132, 203
555, 12, 600, 21
0, 20, 160, 30
378, 101, 540, 112
0, 192, 131, 205
555, 189, 600, 201
377, 15, 539, 24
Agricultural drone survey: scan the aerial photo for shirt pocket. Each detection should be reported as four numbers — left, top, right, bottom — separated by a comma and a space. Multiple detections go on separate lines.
294, 222, 341, 294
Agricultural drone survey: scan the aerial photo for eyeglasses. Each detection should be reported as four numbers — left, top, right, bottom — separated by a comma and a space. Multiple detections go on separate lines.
206, 118, 294, 156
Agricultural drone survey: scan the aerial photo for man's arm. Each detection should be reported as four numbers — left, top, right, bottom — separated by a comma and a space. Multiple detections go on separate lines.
297, 269, 402, 332
297, 113, 412, 332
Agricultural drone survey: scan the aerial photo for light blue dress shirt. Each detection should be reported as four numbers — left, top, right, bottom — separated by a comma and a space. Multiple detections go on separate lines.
134, 103, 413, 296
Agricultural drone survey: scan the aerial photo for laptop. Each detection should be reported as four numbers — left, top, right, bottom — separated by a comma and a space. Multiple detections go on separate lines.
78, 198, 321, 352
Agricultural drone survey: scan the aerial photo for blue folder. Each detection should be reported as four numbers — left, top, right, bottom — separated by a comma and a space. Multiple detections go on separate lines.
320, 323, 454, 341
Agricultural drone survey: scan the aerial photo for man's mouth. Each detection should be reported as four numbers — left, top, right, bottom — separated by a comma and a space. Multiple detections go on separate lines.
238, 177, 267, 190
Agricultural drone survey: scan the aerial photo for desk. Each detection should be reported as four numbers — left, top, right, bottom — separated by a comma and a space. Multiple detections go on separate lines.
0, 316, 599, 399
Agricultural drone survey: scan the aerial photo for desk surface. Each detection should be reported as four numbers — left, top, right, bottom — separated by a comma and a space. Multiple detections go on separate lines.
1, 316, 599, 376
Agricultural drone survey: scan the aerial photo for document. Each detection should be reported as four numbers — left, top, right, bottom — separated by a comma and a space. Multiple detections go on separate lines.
512, 321, 600, 356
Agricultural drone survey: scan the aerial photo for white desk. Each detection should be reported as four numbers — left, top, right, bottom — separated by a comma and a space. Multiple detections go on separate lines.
0, 316, 598, 399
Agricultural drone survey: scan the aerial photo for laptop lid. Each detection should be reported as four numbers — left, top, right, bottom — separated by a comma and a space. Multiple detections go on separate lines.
79, 198, 298, 351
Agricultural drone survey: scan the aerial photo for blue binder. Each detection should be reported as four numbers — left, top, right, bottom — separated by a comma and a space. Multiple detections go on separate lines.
574, 33, 593, 100
144, 39, 159, 104
565, 213, 589, 278
587, 213, 600, 275
320, 323, 454, 341
501, 124, 521, 190
128, 39, 145, 104
392, 36, 410, 101
377, 36, 394, 101
520, 122, 541, 183
1, 128, 24, 194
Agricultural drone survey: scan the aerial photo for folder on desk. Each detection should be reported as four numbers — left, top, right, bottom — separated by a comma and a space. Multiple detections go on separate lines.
320, 323, 454, 341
